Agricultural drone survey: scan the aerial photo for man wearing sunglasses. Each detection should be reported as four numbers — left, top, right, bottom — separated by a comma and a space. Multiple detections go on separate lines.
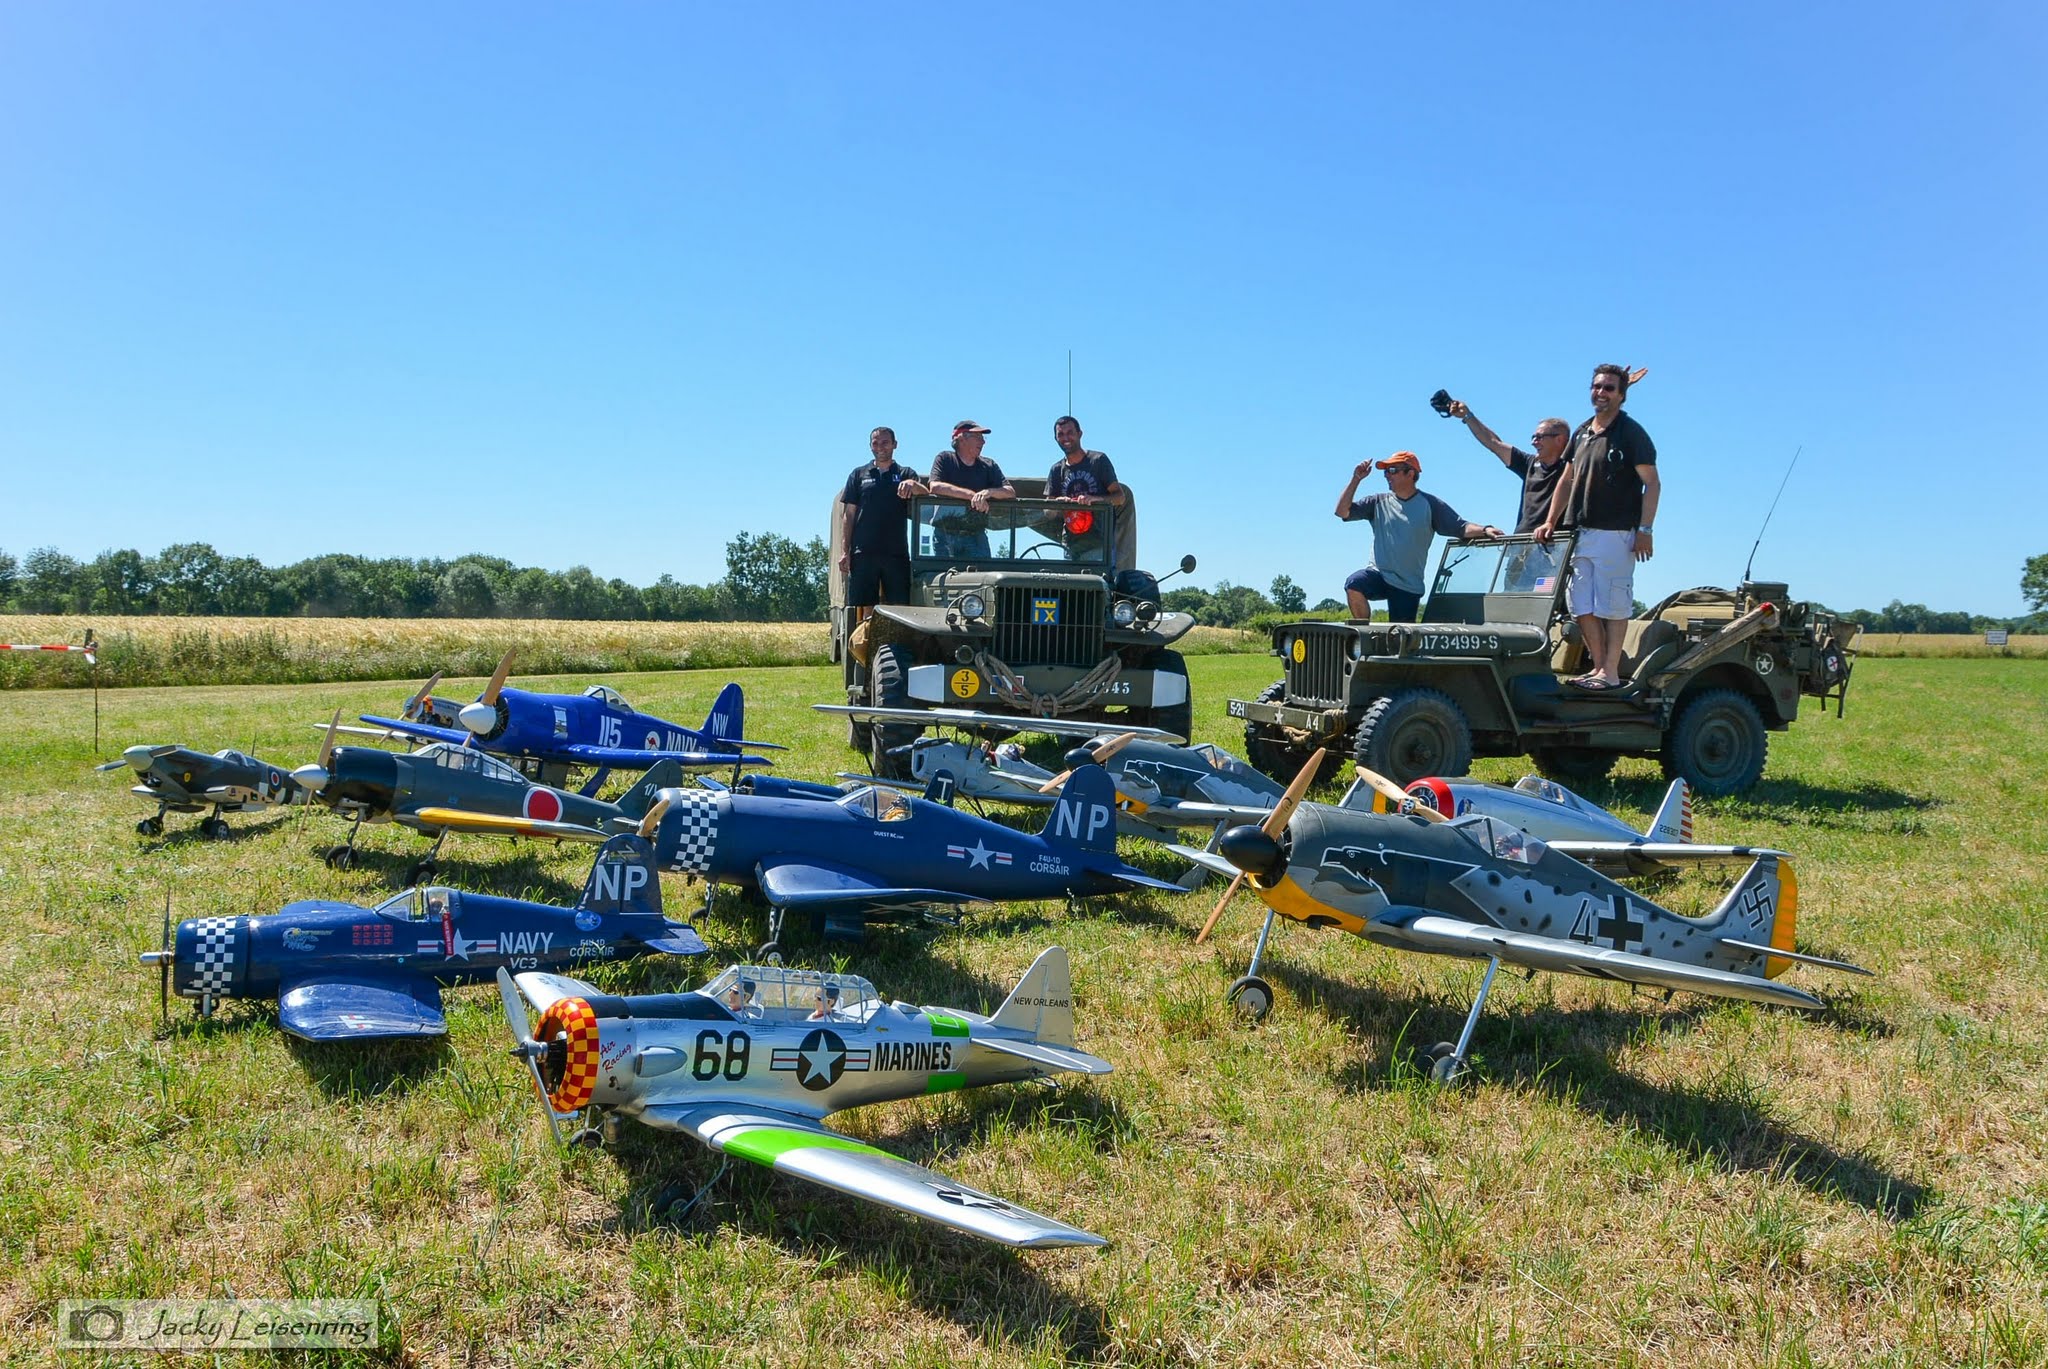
1336, 453, 1503, 622
1443, 397, 1572, 535
1534, 364, 1661, 690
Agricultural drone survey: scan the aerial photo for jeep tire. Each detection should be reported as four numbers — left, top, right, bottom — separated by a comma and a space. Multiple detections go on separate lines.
1352, 686, 1474, 786
1243, 680, 1341, 786
1528, 745, 1618, 788
868, 643, 919, 780
1661, 687, 1767, 797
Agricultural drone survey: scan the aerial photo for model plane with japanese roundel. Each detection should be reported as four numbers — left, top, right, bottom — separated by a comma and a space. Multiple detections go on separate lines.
496, 946, 1110, 1248
351, 653, 781, 777
1174, 753, 1871, 1082
289, 715, 682, 883
639, 764, 1187, 953
138, 834, 705, 1041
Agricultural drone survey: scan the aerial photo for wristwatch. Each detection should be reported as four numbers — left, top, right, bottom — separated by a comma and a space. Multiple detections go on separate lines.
1637, 525, 1654, 533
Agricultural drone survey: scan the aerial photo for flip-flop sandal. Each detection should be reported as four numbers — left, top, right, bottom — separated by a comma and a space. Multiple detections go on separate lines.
1573, 676, 1620, 690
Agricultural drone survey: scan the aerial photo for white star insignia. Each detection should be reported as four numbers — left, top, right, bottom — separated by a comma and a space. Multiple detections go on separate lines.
798, 1039, 843, 1086
447, 928, 476, 960
965, 839, 994, 869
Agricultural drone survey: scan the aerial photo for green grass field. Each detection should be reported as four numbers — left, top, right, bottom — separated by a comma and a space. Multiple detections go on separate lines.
1, 657, 2043, 1366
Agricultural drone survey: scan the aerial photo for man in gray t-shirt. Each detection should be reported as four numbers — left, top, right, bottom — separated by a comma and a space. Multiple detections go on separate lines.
1335, 452, 1502, 622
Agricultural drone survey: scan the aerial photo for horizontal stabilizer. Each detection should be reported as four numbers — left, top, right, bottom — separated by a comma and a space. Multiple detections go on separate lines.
1548, 840, 1788, 878
1715, 938, 1871, 975
976, 1036, 1114, 1076
1164, 843, 1237, 878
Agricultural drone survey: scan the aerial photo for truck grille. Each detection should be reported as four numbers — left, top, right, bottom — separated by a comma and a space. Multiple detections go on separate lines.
992, 586, 1105, 668
1285, 631, 1350, 706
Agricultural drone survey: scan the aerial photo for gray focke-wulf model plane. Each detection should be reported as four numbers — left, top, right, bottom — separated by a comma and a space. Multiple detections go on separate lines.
496, 946, 1111, 1248
1176, 753, 1871, 1082
97, 743, 314, 838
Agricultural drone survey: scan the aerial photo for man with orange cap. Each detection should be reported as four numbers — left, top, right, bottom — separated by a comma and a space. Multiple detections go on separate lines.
1335, 452, 1502, 622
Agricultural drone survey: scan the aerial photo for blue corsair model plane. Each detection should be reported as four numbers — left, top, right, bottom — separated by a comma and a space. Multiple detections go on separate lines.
138, 835, 706, 1041
352, 652, 782, 781
497, 947, 1111, 1247
637, 765, 1188, 953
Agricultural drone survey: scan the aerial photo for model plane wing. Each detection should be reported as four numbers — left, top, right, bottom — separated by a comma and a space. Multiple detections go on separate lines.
1144, 799, 1277, 828
557, 742, 772, 770
1165, 843, 1239, 878
640, 1102, 1106, 1248
356, 714, 471, 746
755, 857, 990, 913
277, 973, 446, 1041
813, 704, 1185, 745
1546, 841, 1790, 878
1369, 909, 1825, 1010
404, 807, 613, 843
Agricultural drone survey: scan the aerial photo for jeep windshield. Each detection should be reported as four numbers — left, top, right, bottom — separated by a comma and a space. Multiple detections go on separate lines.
911, 497, 1114, 568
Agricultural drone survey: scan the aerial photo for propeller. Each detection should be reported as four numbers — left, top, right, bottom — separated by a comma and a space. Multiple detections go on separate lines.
97, 744, 174, 773
402, 671, 444, 722
291, 710, 341, 793
635, 796, 672, 841
1195, 748, 1324, 944
1352, 763, 1448, 822
495, 969, 564, 1144
1035, 732, 1140, 794
137, 894, 174, 1017
458, 651, 518, 735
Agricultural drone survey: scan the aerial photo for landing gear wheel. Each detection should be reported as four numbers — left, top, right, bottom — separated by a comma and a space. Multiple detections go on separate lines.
755, 940, 779, 961
1429, 1054, 1467, 1085
1661, 688, 1768, 797
137, 817, 164, 837
324, 846, 357, 871
1351, 687, 1474, 786
403, 859, 438, 886
1226, 974, 1273, 1022
867, 643, 920, 781
199, 817, 231, 841
1528, 746, 1618, 788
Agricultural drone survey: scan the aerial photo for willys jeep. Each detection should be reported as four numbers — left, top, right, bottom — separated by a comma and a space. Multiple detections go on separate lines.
1228, 534, 1855, 796
829, 477, 1199, 777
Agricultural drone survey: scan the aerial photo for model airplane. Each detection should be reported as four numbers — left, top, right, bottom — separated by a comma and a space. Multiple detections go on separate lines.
139, 835, 705, 1040
290, 716, 680, 882
1177, 753, 1870, 1081
639, 765, 1187, 953
351, 654, 780, 780
496, 946, 1111, 1248
96, 743, 312, 838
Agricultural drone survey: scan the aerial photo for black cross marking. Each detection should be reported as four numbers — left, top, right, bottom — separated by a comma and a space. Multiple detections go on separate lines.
1597, 894, 1645, 952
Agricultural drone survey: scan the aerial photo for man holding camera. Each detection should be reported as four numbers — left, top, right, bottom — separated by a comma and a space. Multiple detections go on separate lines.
1434, 390, 1572, 534
1534, 364, 1660, 690
1336, 452, 1503, 622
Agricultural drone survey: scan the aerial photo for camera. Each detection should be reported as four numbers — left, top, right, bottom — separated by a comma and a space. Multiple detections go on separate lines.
67, 1305, 124, 1343
1428, 389, 1456, 418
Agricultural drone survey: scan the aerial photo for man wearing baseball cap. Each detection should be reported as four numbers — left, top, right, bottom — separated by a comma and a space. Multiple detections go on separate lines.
926, 420, 1015, 559
1335, 452, 1502, 622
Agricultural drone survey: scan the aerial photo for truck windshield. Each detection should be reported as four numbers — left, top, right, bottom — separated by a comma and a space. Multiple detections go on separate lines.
912, 498, 1114, 568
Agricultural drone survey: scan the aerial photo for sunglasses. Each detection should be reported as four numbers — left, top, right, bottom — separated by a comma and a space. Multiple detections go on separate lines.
1532, 431, 1564, 443
1590, 382, 1620, 393
1382, 466, 1416, 476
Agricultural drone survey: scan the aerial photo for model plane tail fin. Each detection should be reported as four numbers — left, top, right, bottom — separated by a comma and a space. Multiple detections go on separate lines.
989, 946, 1078, 1048
1646, 778, 1693, 843
616, 760, 685, 821
1706, 856, 1797, 979
1037, 766, 1120, 856
577, 835, 664, 918
701, 683, 744, 746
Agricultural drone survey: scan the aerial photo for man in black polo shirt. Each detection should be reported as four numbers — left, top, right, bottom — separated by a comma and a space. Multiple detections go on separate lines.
1445, 397, 1572, 534
926, 419, 1015, 559
1535, 365, 1661, 689
837, 426, 927, 608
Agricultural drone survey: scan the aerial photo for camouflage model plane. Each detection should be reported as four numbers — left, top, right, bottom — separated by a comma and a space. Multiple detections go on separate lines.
96, 743, 313, 838
496, 946, 1111, 1248
1176, 754, 1870, 1081
290, 716, 679, 884
140, 835, 704, 1040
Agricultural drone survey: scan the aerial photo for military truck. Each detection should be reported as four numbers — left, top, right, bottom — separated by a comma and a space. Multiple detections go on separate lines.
829, 478, 1198, 777
1229, 534, 1855, 796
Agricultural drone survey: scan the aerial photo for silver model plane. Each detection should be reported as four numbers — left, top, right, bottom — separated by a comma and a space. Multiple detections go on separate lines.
1177, 754, 1870, 1082
496, 947, 1111, 1248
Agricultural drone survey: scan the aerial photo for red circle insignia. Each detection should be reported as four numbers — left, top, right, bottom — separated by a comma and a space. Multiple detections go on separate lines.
525, 788, 563, 822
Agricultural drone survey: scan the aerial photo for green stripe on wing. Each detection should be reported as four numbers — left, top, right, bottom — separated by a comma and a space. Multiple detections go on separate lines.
721, 1126, 890, 1169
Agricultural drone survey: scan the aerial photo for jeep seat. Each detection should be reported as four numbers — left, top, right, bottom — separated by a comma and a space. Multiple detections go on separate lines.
1619, 617, 1680, 680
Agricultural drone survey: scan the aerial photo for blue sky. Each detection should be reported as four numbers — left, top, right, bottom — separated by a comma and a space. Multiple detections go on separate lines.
3, 3, 2042, 615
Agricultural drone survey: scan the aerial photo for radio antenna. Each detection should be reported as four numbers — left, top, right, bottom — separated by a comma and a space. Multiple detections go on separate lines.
1066, 349, 1073, 414
1742, 445, 1803, 584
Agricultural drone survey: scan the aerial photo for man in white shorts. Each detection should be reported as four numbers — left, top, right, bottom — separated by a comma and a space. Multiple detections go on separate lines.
1534, 364, 1660, 689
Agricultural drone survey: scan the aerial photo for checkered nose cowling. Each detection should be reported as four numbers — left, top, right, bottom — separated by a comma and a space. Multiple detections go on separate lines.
653, 787, 722, 875
536, 997, 602, 1112
175, 916, 245, 999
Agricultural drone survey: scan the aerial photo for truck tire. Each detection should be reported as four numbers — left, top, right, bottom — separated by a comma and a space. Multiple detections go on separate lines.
1136, 648, 1193, 741
868, 644, 920, 780
1528, 745, 1618, 788
1243, 681, 1294, 782
1661, 688, 1767, 797
1352, 687, 1474, 786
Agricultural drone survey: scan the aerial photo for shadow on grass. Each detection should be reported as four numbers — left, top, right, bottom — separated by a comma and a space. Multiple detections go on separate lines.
294, 839, 585, 903
1266, 960, 1925, 1219
594, 1085, 1127, 1357
140, 810, 300, 849
289, 1035, 453, 1101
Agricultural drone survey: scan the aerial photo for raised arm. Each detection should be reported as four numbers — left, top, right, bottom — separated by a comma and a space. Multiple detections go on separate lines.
1448, 400, 1516, 466
1335, 461, 1371, 519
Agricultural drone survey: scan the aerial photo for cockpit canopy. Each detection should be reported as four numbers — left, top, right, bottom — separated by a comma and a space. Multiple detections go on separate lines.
1447, 814, 1548, 866
698, 964, 882, 1021
838, 786, 912, 821
415, 743, 525, 785
582, 685, 631, 711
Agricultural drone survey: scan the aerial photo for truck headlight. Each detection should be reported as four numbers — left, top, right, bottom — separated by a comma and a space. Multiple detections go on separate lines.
1112, 599, 1137, 627
957, 592, 987, 620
